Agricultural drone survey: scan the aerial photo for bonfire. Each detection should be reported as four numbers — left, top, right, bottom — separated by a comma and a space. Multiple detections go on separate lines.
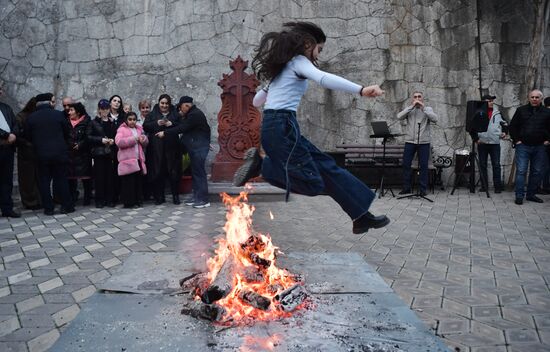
180, 191, 308, 325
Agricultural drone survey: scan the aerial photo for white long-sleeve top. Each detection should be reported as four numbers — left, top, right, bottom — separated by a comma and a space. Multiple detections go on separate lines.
253, 55, 363, 111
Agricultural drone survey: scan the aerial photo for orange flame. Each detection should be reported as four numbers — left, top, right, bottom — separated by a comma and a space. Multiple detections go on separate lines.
204, 191, 302, 323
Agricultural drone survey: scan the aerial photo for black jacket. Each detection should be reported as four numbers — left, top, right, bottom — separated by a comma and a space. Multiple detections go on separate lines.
87, 116, 118, 158
509, 104, 550, 146
25, 104, 70, 162
0, 102, 19, 151
68, 115, 92, 177
165, 105, 211, 151
143, 104, 181, 180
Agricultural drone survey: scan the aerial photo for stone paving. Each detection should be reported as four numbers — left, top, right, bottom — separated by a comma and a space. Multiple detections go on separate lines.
0, 188, 549, 352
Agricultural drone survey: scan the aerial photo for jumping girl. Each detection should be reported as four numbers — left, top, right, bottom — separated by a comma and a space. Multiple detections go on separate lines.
233, 22, 390, 234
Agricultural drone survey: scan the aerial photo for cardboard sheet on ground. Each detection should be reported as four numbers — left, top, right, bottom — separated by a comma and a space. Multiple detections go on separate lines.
98, 252, 206, 294
53, 252, 449, 351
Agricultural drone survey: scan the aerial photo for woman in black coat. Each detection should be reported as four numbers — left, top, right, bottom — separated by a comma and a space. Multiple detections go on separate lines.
87, 99, 118, 208
142, 94, 182, 204
67, 103, 93, 205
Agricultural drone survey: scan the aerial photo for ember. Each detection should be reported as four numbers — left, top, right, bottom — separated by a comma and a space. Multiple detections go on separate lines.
181, 191, 308, 324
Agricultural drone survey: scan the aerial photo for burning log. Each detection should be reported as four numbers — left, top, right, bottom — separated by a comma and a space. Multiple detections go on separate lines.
238, 290, 271, 311
180, 272, 209, 296
202, 257, 235, 304
242, 266, 264, 283
181, 300, 226, 321
241, 235, 266, 252
274, 284, 307, 312
250, 252, 271, 269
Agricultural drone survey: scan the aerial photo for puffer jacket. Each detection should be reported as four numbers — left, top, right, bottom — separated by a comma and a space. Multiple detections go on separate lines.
86, 116, 118, 158
474, 109, 506, 144
115, 122, 148, 176
68, 115, 92, 177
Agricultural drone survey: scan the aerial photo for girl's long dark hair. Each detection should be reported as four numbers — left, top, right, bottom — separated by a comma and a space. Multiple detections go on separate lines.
252, 22, 326, 82
69, 102, 87, 117
109, 95, 124, 116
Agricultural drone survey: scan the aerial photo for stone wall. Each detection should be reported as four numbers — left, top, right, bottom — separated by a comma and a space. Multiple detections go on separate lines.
1, 0, 548, 185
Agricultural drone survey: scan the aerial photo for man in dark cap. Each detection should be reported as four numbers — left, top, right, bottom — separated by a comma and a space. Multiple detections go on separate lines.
0, 80, 20, 217
509, 89, 550, 204
469, 94, 507, 193
26, 93, 74, 215
156, 96, 211, 208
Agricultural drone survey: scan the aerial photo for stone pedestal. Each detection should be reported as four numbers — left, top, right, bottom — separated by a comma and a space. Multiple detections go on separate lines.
211, 56, 261, 182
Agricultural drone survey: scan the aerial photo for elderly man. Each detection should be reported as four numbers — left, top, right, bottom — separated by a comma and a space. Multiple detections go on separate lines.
509, 89, 550, 204
62, 96, 74, 118
26, 93, 74, 215
397, 91, 438, 196
0, 81, 20, 217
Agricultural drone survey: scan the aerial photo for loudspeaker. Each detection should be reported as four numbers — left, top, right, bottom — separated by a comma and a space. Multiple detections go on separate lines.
465, 100, 489, 133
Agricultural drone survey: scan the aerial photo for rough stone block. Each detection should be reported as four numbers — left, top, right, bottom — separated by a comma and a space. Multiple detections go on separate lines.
67, 39, 99, 62
86, 16, 114, 39
122, 36, 149, 56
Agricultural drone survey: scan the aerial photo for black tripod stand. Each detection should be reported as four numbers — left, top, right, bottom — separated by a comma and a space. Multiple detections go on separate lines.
398, 122, 433, 202
370, 133, 398, 198
450, 139, 490, 198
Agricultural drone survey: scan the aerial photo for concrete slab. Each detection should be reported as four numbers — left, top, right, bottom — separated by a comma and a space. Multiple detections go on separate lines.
53, 252, 449, 351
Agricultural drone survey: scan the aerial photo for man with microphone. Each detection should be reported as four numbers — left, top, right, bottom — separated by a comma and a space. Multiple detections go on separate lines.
397, 91, 438, 196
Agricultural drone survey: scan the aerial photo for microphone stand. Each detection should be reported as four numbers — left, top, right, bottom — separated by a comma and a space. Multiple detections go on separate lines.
398, 119, 433, 202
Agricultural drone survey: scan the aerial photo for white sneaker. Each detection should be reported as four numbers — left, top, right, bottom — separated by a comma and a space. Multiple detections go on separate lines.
192, 201, 210, 209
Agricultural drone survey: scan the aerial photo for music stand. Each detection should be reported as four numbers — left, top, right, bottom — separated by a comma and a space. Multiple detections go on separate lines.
369, 121, 402, 198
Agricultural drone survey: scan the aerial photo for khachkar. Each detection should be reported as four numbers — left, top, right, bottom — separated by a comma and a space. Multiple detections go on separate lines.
211, 56, 261, 181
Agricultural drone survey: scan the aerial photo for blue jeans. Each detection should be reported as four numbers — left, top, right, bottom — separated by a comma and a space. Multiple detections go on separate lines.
478, 143, 502, 189
189, 146, 209, 203
261, 109, 375, 220
402, 143, 430, 192
514, 144, 546, 199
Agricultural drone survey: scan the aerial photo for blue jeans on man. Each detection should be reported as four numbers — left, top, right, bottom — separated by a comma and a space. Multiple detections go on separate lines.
514, 144, 546, 199
402, 142, 430, 193
189, 146, 209, 203
260, 109, 375, 220
478, 143, 502, 190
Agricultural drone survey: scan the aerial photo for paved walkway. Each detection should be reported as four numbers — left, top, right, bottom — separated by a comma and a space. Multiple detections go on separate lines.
0, 188, 549, 352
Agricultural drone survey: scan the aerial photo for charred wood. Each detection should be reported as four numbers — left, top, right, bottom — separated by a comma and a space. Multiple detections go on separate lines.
238, 290, 271, 310
202, 257, 235, 304
249, 252, 271, 269
242, 266, 264, 283
274, 284, 307, 312
181, 300, 226, 321
241, 235, 266, 252
180, 272, 209, 296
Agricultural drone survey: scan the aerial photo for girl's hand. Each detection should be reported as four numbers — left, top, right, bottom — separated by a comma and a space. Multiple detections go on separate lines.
361, 85, 384, 97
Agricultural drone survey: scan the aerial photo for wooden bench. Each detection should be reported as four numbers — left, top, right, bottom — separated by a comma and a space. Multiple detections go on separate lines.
334, 143, 440, 190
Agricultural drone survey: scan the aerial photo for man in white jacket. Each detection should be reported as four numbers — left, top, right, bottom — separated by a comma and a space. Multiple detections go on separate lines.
397, 91, 438, 196
470, 94, 507, 193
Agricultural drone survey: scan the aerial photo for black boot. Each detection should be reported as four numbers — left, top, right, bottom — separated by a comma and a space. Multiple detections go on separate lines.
352, 212, 390, 234
172, 194, 181, 205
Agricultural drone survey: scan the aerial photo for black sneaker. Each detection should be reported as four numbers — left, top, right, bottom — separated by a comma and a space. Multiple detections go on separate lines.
2, 210, 21, 218
494, 188, 502, 194
233, 147, 262, 187
526, 195, 544, 203
352, 212, 390, 234
398, 189, 411, 195
514, 198, 523, 205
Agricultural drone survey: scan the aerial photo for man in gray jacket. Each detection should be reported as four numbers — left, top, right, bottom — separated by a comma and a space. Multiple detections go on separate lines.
397, 91, 438, 196
470, 94, 507, 193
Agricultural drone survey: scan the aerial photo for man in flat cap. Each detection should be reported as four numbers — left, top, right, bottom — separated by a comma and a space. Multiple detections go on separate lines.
470, 94, 507, 193
26, 93, 74, 215
156, 96, 211, 208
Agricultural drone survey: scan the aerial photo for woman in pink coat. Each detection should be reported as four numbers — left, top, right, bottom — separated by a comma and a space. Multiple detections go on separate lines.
115, 112, 148, 208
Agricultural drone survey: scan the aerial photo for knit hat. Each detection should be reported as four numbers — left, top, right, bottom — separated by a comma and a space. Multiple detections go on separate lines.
481, 94, 496, 101
35, 93, 54, 102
